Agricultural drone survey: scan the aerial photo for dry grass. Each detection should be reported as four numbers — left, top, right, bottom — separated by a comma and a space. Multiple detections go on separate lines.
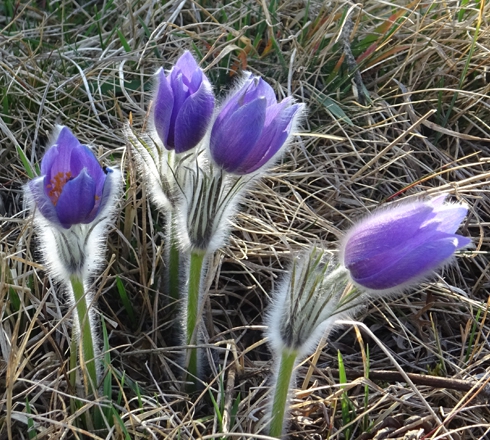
1, 0, 489, 439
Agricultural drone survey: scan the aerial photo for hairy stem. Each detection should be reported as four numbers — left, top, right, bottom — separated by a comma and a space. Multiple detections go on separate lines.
185, 250, 206, 390
167, 212, 180, 307
70, 275, 98, 396
69, 337, 78, 414
269, 348, 298, 438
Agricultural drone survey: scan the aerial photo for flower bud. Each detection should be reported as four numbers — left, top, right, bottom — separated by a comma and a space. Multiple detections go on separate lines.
266, 247, 358, 357
340, 195, 471, 292
210, 73, 303, 175
152, 51, 215, 153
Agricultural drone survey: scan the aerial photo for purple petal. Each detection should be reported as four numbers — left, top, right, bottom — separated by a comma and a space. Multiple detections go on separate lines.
28, 177, 63, 227
41, 126, 79, 177
347, 225, 444, 278
228, 75, 276, 108
456, 235, 472, 248
343, 204, 434, 267
188, 68, 204, 93
210, 98, 266, 173
342, 196, 471, 292
236, 102, 302, 174
74, 145, 106, 202
239, 77, 269, 106
171, 52, 206, 106
349, 234, 465, 290
430, 204, 468, 234
42, 127, 81, 190
170, 71, 189, 113
85, 166, 114, 223
166, 72, 187, 149
55, 169, 96, 228
69, 144, 102, 175
263, 98, 293, 126
153, 67, 174, 148
41, 144, 63, 193
173, 81, 215, 153
428, 193, 448, 207
215, 73, 255, 124
40, 145, 58, 180
253, 76, 277, 106
174, 51, 200, 79
56, 125, 80, 147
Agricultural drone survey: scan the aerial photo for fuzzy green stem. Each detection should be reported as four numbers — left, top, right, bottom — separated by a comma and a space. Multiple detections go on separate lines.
69, 337, 78, 414
165, 150, 180, 308
269, 348, 298, 438
185, 250, 206, 389
167, 212, 180, 307
70, 275, 98, 396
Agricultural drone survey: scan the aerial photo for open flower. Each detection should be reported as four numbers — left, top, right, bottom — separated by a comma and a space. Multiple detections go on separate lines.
28, 126, 111, 229
340, 195, 471, 292
26, 126, 121, 400
152, 51, 215, 153
210, 72, 303, 175
26, 125, 120, 279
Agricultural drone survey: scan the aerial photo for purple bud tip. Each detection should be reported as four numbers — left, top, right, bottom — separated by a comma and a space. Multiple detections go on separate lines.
152, 51, 215, 153
28, 126, 109, 229
340, 195, 471, 292
209, 73, 304, 175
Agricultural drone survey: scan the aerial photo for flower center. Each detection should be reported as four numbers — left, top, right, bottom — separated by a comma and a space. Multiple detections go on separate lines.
47, 171, 72, 205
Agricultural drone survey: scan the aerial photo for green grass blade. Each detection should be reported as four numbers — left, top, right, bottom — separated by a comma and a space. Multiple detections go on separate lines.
208, 388, 223, 432
115, 276, 136, 327
117, 29, 131, 53
457, 0, 471, 22
465, 307, 482, 363
17, 146, 35, 179
101, 315, 114, 424
363, 344, 370, 432
25, 397, 37, 440
313, 90, 354, 126
338, 350, 352, 439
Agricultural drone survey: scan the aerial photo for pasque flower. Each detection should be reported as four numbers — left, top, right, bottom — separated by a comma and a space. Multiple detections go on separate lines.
25, 125, 121, 403
26, 125, 120, 278
340, 195, 471, 292
265, 247, 360, 438
28, 126, 111, 229
210, 72, 303, 175
152, 50, 215, 153
265, 197, 471, 438
130, 53, 215, 376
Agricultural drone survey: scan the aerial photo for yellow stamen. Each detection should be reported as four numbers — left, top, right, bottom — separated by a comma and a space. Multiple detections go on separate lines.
46, 171, 72, 205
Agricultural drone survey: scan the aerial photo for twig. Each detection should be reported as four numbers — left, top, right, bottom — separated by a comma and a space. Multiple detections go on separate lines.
328, 368, 490, 399
222, 363, 237, 434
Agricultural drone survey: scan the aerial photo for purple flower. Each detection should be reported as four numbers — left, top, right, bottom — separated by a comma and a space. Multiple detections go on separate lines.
340, 195, 471, 292
210, 73, 303, 175
152, 51, 215, 153
28, 126, 111, 229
